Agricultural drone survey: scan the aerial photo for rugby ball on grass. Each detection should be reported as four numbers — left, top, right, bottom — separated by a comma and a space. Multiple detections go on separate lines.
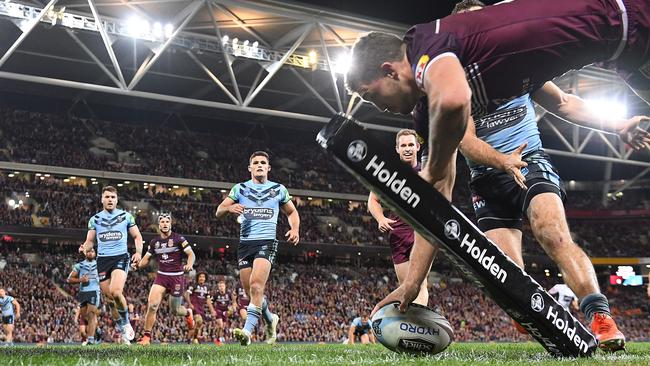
371, 302, 453, 355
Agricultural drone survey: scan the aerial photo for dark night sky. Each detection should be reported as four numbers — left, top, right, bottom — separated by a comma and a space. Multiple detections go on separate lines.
291, 0, 502, 25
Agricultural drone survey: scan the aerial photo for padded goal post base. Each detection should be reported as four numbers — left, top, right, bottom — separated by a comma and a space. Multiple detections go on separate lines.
316, 113, 597, 357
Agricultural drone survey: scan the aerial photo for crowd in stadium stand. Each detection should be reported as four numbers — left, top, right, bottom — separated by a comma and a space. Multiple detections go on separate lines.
1, 173, 649, 256
1, 243, 649, 344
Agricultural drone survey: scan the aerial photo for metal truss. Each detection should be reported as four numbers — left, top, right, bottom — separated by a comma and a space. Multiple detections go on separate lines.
0, 0, 648, 186
0, 0, 407, 131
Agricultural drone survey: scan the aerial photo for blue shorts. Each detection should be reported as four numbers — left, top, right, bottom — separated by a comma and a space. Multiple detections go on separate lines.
237, 239, 278, 269
469, 150, 566, 232
77, 290, 101, 308
97, 253, 130, 282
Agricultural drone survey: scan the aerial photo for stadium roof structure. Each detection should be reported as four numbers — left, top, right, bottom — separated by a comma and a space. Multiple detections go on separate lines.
0, 0, 648, 202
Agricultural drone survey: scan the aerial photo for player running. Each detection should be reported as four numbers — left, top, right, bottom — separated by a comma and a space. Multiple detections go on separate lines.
185, 272, 215, 344
213, 279, 234, 345
68, 247, 101, 345
0, 288, 20, 345
368, 129, 430, 306
347, 315, 375, 345
235, 285, 250, 321
136, 213, 196, 346
81, 185, 143, 344
216, 151, 300, 346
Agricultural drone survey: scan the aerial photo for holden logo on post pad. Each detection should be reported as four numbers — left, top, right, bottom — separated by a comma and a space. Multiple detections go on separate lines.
531, 293, 545, 312
444, 220, 460, 240
347, 140, 367, 162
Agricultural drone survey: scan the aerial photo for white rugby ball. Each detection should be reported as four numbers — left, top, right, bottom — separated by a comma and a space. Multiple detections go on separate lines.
371, 302, 454, 355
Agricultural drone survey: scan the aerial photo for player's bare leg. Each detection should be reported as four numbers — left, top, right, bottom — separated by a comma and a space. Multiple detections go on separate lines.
215, 318, 224, 345
3, 323, 14, 344
138, 284, 165, 345
108, 270, 134, 342
85, 305, 98, 345
234, 259, 273, 346
528, 193, 625, 352
189, 314, 203, 344
360, 334, 370, 345
169, 295, 194, 331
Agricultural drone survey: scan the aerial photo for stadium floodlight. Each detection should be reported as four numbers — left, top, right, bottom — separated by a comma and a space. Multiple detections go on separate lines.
124, 180, 130, 184
232, 37, 238, 46
152, 22, 163, 38
164, 23, 174, 38
585, 98, 627, 121
252, 41, 259, 49
173, 185, 179, 189
126, 16, 149, 38
117, 183, 123, 187
63, 178, 70, 182
8, 199, 15, 206
334, 52, 352, 74
44, 174, 50, 177
308, 50, 318, 66
8, 173, 14, 177
221, 35, 229, 45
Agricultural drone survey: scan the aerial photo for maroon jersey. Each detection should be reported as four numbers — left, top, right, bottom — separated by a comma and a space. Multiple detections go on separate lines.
213, 290, 231, 311
187, 283, 210, 313
236, 286, 250, 308
148, 232, 189, 275
405, 0, 649, 118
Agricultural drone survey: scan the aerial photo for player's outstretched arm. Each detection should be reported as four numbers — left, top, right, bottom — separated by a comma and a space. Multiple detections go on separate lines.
81, 230, 96, 253
281, 201, 300, 245
13, 298, 20, 319
67, 267, 85, 284
422, 56, 471, 187
367, 192, 396, 232
137, 252, 152, 270
533, 82, 650, 150
183, 246, 195, 272
459, 117, 528, 189
128, 225, 144, 265
372, 233, 436, 314
348, 325, 356, 345
216, 197, 244, 219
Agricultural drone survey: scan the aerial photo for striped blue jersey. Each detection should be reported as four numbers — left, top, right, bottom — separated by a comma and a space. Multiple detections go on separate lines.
0, 295, 15, 316
466, 94, 543, 178
73, 260, 100, 292
88, 209, 136, 257
228, 180, 291, 241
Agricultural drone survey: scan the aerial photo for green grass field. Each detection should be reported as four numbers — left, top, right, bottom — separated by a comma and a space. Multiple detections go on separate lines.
2, 343, 650, 366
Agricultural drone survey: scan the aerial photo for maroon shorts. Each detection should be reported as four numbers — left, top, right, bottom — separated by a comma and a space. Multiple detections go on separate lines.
615, 0, 650, 90
238, 299, 250, 311
153, 273, 185, 297
214, 307, 228, 321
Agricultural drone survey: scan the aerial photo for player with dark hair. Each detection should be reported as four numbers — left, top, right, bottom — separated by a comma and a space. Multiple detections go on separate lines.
68, 247, 101, 345
217, 151, 300, 346
0, 288, 20, 345
350, 0, 650, 352
452, 0, 485, 14
368, 129, 430, 306
81, 186, 143, 344
136, 213, 196, 345
185, 272, 215, 344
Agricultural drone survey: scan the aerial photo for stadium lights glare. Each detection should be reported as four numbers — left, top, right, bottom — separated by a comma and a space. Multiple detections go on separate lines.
308, 50, 318, 65
63, 178, 70, 182
585, 98, 627, 121
152, 22, 163, 37
8, 173, 14, 177
198, 188, 204, 191
117, 183, 123, 187
124, 180, 130, 184
222, 35, 229, 44
232, 37, 238, 46
13, 171, 19, 174
8, 199, 15, 206
173, 185, 179, 189
35, 173, 41, 176
126, 16, 149, 38
334, 52, 352, 75
252, 41, 259, 49
164, 23, 174, 38
44, 174, 50, 177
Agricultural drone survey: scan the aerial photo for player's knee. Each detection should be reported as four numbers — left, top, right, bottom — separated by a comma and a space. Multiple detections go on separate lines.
148, 302, 160, 312
110, 289, 123, 300
249, 282, 265, 297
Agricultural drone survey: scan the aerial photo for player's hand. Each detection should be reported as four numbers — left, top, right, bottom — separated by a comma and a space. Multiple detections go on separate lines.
371, 281, 421, 316
78, 244, 85, 253
501, 142, 528, 190
80, 274, 89, 284
377, 217, 396, 233
285, 228, 299, 245
131, 252, 142, 267
183, 264, 193, 272
228, 204, 245, 215
617, 116, 650, 151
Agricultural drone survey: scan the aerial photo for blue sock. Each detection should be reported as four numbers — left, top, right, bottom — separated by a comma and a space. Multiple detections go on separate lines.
87, 336, 95, 344
118, 309, 130, 326
243, 304, 262, 334
261, 297, 274, 323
